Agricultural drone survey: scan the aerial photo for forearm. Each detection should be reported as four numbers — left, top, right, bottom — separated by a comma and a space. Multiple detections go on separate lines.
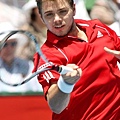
47, 84, 70, 114
46, 64, 82, 114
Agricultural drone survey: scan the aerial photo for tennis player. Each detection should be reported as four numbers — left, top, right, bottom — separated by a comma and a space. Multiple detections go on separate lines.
33, 0, 120, 119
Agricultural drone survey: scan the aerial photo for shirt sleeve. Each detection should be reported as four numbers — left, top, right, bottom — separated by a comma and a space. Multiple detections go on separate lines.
33, 47, 66, 97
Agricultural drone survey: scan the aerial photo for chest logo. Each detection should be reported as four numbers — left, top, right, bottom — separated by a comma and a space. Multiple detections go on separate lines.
97, 31, 103, 38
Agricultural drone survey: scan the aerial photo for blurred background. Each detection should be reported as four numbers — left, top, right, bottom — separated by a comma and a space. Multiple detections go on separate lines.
1, 0, 27, 7
0, 0, 120, 120
0, 0, 50, 120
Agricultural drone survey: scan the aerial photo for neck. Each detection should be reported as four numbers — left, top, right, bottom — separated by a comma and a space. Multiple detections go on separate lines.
69, 23, 88, 42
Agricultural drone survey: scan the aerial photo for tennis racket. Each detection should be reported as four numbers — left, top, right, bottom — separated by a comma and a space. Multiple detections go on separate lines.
0, 30, 72, 86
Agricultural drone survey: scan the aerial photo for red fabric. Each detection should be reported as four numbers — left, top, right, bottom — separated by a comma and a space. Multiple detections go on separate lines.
32, 53, 40, 72
0, 95, 51, 120
33, 19, 120, 120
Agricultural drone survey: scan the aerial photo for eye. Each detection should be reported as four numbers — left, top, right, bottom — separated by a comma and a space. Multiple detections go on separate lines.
45, 12, 54, 18
59, 10, 67, 15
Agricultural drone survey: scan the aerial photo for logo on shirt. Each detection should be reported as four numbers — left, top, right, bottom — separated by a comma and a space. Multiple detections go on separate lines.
97, 31, 103, 38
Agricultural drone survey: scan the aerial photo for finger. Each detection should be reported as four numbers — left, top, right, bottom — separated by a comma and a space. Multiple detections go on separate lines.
77, 68, 82, 76
66, 68, 82, 77
104, 47, 120, 55
66, 64, 79, 70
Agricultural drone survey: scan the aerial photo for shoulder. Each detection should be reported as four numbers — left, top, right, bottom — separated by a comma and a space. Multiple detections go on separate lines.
75, 19, 106, 27
75, 19, 117, 35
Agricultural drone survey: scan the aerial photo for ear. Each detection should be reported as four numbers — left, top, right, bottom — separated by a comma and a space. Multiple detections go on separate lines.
73, 4, 76, 16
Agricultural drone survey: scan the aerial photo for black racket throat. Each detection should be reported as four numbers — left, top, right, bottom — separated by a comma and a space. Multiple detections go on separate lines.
53, 65, 62, 73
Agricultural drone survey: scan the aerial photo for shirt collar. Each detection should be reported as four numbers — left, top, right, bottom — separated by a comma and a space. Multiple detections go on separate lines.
47, 30, 76, 44
47, 30, 64, 44
47, 20, 95, 44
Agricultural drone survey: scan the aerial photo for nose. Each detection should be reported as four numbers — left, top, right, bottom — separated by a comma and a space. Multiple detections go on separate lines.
54, 14, 62, 24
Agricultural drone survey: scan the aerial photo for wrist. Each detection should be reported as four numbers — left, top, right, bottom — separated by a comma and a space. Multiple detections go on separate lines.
57, 76, 75, 93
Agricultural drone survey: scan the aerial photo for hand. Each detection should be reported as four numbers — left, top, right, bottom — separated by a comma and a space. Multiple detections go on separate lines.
61, 64, 82, 85
104, 47, 120, 59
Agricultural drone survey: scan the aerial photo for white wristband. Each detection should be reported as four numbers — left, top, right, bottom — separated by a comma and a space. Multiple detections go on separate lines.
57, 76, 75, 93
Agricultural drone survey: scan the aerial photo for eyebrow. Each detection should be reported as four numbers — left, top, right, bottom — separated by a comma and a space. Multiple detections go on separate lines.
58, 8, 67, 11
44, 10, 53, 14
44, 7, 67, 14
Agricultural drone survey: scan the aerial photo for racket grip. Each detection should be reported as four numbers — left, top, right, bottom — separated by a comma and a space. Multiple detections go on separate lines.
58, 66, 73, 74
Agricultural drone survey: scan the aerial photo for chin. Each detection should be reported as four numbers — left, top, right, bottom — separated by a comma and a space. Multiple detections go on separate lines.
54, 30, 69, 37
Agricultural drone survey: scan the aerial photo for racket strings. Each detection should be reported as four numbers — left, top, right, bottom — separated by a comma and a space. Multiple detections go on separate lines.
0, 30, 56, 86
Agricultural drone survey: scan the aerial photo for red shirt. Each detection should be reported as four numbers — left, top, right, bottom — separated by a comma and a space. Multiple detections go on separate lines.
33, 19, 120, 120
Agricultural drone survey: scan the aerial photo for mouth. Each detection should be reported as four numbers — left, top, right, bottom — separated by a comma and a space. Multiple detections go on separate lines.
54, 25, 65, 29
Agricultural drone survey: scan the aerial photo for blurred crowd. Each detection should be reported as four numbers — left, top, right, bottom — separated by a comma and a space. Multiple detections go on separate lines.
0, 0, 120, 93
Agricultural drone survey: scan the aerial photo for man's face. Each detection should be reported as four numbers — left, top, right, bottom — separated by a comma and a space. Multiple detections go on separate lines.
0, 39, 17, 63
41, 0, 75, 36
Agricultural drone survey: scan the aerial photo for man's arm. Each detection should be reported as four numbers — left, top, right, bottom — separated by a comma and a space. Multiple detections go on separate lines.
46, 64, 82, 114
47, 83, 70, 114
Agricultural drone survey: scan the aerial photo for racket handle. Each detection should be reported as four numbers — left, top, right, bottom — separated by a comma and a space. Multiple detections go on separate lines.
58, 66, 73, 74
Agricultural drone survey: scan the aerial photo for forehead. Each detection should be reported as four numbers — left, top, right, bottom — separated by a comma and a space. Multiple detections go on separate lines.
42, 0, 70, 11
